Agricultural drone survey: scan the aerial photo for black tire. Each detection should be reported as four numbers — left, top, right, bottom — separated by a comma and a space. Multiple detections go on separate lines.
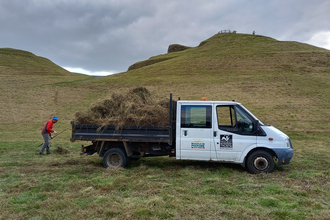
246, 150, 274, 174
103, 148, 128, 168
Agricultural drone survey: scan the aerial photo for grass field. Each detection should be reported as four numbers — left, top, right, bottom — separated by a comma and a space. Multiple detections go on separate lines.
0, 33, 330, 219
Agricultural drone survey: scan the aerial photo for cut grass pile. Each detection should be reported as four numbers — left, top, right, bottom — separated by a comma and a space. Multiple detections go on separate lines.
53, 146, 70, 154
74, 87, 171, 127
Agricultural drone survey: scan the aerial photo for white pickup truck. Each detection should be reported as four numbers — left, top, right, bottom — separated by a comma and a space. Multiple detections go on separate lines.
72, 95, 293, 174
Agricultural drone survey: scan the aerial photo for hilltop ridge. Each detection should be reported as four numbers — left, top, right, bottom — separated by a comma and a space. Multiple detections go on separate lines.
128, 33, 329, 71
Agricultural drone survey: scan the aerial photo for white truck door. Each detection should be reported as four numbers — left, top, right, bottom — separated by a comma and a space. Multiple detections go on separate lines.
179, 104, 213, 160
212, 104, 257, 162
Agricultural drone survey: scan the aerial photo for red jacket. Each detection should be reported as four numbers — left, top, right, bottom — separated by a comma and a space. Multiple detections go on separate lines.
41, 120, 54, 134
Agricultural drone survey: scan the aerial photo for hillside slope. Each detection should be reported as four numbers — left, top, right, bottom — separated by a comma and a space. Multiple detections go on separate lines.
128, 34, 329, 72
0, 48, 75, 76
1, 34, 330, 142
0, 48, 91, 137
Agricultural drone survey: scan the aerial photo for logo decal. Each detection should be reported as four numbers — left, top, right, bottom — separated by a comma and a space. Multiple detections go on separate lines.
220, 135, 233, 149
191, 140, 205, 149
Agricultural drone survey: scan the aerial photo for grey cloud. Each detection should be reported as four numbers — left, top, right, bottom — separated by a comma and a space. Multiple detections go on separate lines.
1, 0, 329, 74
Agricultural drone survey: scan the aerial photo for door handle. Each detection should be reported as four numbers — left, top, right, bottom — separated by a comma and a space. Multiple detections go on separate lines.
214, 131, 217, 137
183, 130, 187, 136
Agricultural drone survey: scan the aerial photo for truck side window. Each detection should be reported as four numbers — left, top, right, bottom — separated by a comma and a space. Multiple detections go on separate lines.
217, 106, 236, 127
181, 105, 212, 128
217, 105, 254, 134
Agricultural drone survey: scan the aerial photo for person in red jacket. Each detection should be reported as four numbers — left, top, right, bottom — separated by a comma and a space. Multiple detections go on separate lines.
40, 116, 58, 155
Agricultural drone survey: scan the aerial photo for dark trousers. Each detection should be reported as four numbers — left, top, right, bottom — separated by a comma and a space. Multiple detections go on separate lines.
40, 133, 51, 154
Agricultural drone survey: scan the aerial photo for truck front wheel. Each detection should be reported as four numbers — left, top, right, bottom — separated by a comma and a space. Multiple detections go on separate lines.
246, 150, 274, 174
103, 148, 128, 168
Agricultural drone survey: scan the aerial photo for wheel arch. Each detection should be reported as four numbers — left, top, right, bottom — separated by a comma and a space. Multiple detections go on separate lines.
98, 141, 126, 157
242, 147, 277, 167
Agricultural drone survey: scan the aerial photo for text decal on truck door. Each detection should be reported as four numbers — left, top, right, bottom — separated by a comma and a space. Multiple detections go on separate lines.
191, 140, 206, 149
220, 135, 233, 149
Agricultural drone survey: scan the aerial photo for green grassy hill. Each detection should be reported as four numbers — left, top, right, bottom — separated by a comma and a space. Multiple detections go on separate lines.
0, 34, 330, 219
0, 48, 75, 76
0, 48, 92, 140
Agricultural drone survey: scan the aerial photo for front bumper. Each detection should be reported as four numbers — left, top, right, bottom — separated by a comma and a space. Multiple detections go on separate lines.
273, 148, 293, 165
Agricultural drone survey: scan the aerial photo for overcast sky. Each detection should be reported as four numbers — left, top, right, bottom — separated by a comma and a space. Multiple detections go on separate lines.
1, 0, 330, 76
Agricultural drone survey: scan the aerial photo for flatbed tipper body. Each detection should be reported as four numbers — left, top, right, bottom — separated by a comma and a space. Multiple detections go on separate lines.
71, 94, 293, 174
71, 124, 172, 144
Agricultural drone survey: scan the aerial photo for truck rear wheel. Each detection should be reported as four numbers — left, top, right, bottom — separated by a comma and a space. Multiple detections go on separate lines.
103, 148, 128, 168
246, 150, 274, 174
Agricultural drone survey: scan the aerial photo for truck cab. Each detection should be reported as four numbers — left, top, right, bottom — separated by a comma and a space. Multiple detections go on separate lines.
176, 100, 293, 173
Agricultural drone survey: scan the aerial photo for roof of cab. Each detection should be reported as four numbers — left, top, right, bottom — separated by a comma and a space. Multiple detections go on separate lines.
177, 100, 241, 105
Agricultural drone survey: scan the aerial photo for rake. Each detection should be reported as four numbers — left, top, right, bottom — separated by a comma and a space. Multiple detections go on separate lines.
37, 127, 70, 147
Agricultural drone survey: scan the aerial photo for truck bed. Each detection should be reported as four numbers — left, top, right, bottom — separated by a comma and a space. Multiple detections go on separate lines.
71, 122, 172, 144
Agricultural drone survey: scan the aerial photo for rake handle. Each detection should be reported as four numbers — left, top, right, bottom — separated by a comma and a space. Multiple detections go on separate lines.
51, 127, 70, 139
37, 127, 70, 147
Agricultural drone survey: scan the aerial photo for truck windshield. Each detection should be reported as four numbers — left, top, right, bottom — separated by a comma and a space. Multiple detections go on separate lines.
235, 107, 254, 133
238, 104, 264, 125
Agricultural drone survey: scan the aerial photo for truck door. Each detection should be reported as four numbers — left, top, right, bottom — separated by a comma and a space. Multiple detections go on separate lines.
179, 104, 212, 160
212, 105, 257, 162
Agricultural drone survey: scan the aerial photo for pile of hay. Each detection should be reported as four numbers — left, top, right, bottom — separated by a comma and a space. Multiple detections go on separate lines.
53, 146, 69, 154
74, 87, 171, 127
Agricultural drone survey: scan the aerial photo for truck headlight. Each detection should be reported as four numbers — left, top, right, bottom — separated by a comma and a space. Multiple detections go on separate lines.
285, 138, 292, 148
